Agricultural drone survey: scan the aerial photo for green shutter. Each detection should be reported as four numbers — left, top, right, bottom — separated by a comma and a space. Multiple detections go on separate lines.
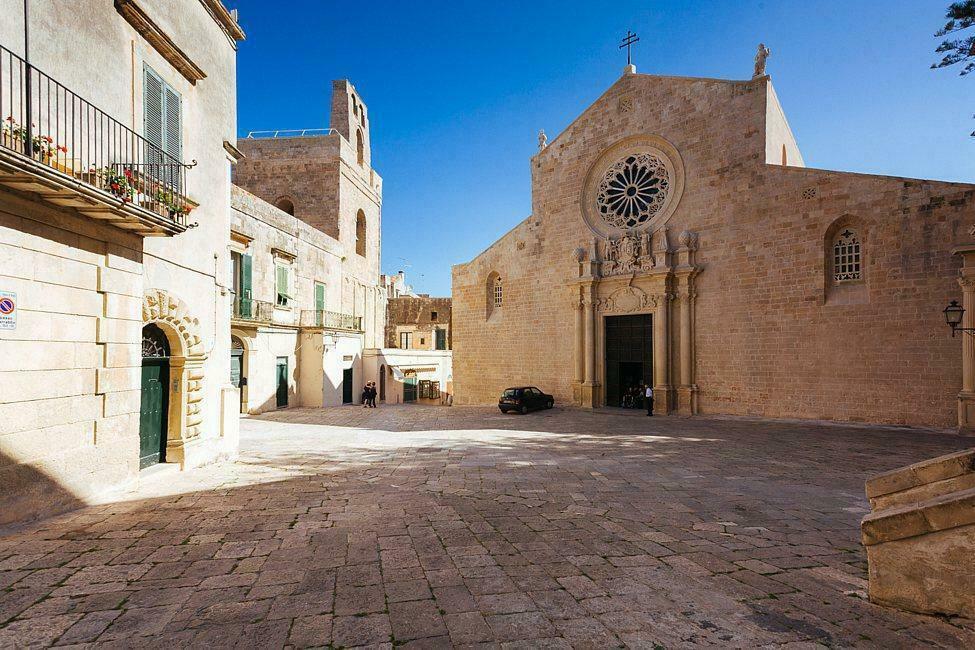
276, 265, 289, 306
144, 68, 164, 150
164, 86, 182, 163
239, 253, 252, 318
315, 283, 325, 311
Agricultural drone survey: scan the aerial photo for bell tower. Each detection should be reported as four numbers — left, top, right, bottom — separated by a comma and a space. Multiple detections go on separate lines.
331, 79, 371, 168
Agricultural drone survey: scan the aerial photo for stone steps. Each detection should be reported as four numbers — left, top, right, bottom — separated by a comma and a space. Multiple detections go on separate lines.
861, 447, 975, 619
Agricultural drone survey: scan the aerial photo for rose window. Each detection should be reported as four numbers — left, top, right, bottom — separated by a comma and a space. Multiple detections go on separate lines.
595, 152, 670, 229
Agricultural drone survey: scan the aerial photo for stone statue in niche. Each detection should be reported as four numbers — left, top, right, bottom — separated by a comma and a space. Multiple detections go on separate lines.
753, 43, 771, 78
601, 232, 654, 276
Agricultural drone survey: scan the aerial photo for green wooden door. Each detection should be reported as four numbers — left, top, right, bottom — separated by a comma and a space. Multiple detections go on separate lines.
404, 376, 418, 402
276, 357, 288, 408
314, 282, 325, 325
139, 359, 169, 469
239, 253, 253, 318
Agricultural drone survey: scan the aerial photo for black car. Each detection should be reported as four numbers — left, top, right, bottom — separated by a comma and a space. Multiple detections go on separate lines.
499, 386, 554, 414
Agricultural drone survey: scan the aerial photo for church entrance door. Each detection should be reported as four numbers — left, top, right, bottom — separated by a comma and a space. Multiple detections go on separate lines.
140, 324, 170, 469
604, 314, 653, 407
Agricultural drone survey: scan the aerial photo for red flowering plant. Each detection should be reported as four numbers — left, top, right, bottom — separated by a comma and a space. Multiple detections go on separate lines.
3, 116, 67, 160
91, 166, 135, 202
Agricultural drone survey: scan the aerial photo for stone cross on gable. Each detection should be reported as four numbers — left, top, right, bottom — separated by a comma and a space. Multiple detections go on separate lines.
619, 31, 640, 67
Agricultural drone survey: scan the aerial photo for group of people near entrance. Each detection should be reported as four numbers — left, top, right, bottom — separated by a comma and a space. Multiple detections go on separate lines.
361, 382, 378, 408
621, 384, 654, 416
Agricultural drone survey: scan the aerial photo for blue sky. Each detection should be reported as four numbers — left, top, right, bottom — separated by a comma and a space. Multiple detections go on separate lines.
228, 0, 973, 297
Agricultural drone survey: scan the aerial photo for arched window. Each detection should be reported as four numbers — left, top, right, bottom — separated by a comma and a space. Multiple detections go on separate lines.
486, 271, 502, 318
355, 209, 366, 257
355, 129, 364, 165
274, 197, 295, 216
832, 229, 861, 283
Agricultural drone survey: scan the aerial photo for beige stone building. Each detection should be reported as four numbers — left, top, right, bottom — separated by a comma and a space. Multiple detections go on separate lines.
386, 292, 451, 351
230, 82, 385, 410
0, 1, 244, 524
452, 64, 975, 429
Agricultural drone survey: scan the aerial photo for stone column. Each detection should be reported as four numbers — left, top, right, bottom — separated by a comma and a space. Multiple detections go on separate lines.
653, 292, 671, 413
573, 297, 584, 384
952, 245, 975, 431
676, 275, 698, 415
580, 285, 599, 408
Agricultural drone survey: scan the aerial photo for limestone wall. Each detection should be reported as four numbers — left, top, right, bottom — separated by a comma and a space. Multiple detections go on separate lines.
386, 296, 452, 349
0, 0, 241, 523
0, 193, 143, 525
452, 72, 975, 428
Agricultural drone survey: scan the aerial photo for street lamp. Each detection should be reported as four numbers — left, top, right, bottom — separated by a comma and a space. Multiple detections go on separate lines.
943, 300, 974, 336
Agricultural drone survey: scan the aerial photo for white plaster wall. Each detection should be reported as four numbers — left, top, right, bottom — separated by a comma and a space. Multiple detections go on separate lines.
235, 327, 298, 414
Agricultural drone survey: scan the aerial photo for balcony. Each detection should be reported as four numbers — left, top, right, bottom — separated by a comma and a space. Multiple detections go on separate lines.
0, 44, 195, 236
300, 310, 363, 332
232, 299, 361, 333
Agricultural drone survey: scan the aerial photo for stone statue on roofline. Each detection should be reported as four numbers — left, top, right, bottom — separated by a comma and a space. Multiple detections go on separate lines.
538, 129, 548, 151
754, 43, 771, 78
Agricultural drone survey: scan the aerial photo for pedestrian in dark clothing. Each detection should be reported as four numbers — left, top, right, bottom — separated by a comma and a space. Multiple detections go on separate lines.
361, 384, 370, 408
368, 382, 378, 408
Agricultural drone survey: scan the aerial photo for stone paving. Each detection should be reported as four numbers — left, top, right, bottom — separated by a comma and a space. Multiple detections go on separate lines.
1, 405, 974, 648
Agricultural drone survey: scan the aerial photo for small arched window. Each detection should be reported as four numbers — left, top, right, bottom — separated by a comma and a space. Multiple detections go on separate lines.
355, 209, 366, 257
485, 271, 502, 318
832, 229, 861, 283
781, 144, 788, 166
355, 129, 364, 165
274, 197, 295, 216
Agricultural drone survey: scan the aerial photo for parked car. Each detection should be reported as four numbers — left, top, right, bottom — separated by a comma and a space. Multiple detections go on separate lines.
499, 386, 554, 414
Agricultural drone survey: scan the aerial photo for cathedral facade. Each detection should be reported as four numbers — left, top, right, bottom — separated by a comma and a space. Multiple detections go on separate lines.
452, 67, 975, 429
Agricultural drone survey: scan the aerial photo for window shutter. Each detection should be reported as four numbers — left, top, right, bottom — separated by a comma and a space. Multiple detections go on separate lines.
315, 283, 325, 312
144, 68, 164, 151
239, 253, 252, 318
163, 85, 182, 162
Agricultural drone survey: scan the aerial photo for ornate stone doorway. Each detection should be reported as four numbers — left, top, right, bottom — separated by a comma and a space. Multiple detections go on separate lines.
142, 289, 207, 467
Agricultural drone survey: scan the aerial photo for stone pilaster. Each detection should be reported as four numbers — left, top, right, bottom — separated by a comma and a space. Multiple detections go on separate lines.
953, 245, 975, 431
653, 290, 672, 414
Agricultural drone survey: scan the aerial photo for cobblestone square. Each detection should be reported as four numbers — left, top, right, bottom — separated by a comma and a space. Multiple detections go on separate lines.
1, 406, 973, 647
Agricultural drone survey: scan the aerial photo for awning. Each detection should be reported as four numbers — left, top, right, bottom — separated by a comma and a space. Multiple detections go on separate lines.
389, 365, 439, 381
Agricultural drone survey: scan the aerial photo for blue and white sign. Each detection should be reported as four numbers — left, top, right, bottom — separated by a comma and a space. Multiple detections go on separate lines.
0, 290, 16, 330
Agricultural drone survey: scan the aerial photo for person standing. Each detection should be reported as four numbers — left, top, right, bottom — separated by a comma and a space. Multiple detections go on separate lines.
368, 382, 378, 408
361, 384, 370, 408
645, 384, 654, 416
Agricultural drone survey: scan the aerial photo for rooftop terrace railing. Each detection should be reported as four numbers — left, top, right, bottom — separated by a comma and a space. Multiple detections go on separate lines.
245, 129, 338, 139
0, 43, 194, 228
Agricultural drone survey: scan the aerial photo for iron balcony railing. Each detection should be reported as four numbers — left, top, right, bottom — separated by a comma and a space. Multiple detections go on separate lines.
0, 43, 194, 226
300, 310, 363, 331
232, 296, 276, 323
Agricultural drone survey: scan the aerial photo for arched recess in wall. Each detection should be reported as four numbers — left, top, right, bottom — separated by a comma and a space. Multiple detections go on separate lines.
274, 197, 295, 216
355, 209, 367, 257
485, 271, 502, 319
823, 215, 868, 305
356, 129, 364, 165
781, 144, 788, 166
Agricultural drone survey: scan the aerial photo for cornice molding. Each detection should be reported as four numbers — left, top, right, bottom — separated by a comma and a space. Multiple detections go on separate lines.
115, 0, 207, 84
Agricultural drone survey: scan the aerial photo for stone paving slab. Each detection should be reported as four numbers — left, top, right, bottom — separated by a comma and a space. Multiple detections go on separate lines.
1, 405, 974, 647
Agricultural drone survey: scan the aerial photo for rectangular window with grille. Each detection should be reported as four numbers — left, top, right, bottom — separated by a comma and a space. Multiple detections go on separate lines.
435, 328, 447, 350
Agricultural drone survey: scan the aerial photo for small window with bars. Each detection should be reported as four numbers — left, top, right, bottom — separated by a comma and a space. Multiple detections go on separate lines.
832, 229, 861, 283
493, 276, 503, 308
